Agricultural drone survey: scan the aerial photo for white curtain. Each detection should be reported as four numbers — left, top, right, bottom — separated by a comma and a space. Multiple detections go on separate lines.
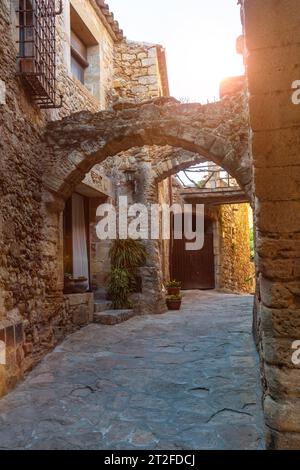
72, 193, 89, 283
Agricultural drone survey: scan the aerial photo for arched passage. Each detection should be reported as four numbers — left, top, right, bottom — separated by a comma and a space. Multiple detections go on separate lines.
41, 92, 253, 322
44, 93, 251, 201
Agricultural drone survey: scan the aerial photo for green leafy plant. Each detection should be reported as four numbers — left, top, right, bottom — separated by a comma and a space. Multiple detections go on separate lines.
107, 239, 147, 309
109, 239, 146, 270
107, 268, 133, 309
166, 279, 181, 288
166, 294, 182, 301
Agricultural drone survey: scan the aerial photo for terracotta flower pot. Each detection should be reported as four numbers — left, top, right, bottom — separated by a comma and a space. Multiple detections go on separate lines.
64, 278, 88, 294
166, 300, 182, 311
167, 287, 181, 296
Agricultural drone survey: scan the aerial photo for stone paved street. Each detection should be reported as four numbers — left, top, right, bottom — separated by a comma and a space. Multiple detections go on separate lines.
0, 291, 264, 450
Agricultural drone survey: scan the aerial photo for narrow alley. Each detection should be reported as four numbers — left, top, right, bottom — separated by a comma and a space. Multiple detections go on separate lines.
0, 291, 264, 450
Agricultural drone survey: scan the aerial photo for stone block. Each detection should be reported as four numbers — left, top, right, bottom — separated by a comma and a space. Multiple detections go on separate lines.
254, 166, 300, 201
67, 293, 88, 307
265, 427, 300, 450
261, 305, 300, 338
137, 52, 147, 59
148, 47, 157, 58
249, 91, 300, 131
138, 76, 157, 85
262, 336, 300, 367
141, 58, 156, 67
209, 138, 232, 160
265, 364, 300, 398
0, 79, 6, 105
256, 201, 300, 233
260, 277, 293, 309
252, 127, 300, 168
257, 255, 300, 282
244, 0, 300, 51
247, 44, 300, 95
72, 305, 89, 326
264, 394, 300, 433
256, 236, 300, 260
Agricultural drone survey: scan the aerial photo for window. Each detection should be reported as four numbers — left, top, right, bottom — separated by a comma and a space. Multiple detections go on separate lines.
71, 31, 89, 84
18, 0, 34, 58
16, 0, 62, 108
69, 5, 99, 95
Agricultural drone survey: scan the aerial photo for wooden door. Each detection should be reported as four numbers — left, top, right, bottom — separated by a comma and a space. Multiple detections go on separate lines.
171, 216, 215, 290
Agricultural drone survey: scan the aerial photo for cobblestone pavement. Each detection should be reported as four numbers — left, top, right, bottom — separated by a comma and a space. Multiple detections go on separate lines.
0, 291, 265, 450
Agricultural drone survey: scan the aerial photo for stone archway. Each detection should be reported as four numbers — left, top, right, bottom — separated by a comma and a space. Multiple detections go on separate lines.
86, 141, 251, 313
44, 93, 251, 202
41, 88, 296, 450
42, 92, 251, 318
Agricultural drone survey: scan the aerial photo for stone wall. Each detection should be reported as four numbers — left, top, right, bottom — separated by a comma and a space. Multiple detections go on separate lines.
55, 0, 115, 112
157, 178, 172, 283
113, 40, 167, 103
0, 0, 119, 395
89, 197, 112, 291
217, 203, 254, 294
63, 293, 94, 328
0, 0, 48, 392
242, 0, 300, 449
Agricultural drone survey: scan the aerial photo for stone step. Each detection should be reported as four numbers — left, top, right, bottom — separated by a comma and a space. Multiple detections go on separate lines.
94, 300, 112, 313
93, 288, 108, 301
93, 309, 136, 325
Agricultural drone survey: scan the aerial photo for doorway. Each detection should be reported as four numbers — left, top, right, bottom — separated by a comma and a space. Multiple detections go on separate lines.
171, 216, 215, 290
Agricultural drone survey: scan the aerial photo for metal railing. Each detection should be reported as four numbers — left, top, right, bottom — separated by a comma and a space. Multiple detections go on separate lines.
176, 163, 240, 191
16, 0, 63, 108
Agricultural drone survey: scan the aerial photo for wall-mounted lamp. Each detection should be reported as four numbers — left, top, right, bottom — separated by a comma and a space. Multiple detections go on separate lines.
125, 170, 135, 183
124, 170, 137, 194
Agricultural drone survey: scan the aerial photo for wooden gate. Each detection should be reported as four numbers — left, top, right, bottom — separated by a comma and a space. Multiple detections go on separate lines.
171, 216, 215, 290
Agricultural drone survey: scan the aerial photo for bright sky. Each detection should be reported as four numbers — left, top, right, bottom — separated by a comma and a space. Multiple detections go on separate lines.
108, 0, 244, 103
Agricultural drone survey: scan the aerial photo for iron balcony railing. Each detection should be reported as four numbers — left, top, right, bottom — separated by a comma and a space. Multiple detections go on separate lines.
16, 0, 63, 108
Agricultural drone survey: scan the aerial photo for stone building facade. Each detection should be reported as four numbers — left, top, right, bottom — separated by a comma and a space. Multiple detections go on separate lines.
1, 0, 255, 436
0, 0, 173, 393
240, 0, 300, 449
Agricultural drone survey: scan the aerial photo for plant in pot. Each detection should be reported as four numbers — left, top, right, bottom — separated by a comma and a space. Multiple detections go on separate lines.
64, 256, 88, 294
166, 279, 181, 296
64, 274, 88, 294
166, 294, 182, 311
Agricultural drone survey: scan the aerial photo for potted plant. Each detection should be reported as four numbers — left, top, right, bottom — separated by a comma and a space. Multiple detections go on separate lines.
64, 274, 88, 294
166, 294, 182, 311
166, 279, 181, 296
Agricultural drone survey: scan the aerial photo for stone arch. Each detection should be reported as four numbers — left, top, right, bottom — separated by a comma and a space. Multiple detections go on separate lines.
152, 148, 207, 183
44, 94, 251, 203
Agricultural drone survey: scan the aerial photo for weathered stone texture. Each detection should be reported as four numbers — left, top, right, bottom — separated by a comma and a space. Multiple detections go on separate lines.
0, 0, 116, 394
242, 0, 300, 448
113, 41, 165, 103
218, 204, 254, 294
44, 92, 251, 201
